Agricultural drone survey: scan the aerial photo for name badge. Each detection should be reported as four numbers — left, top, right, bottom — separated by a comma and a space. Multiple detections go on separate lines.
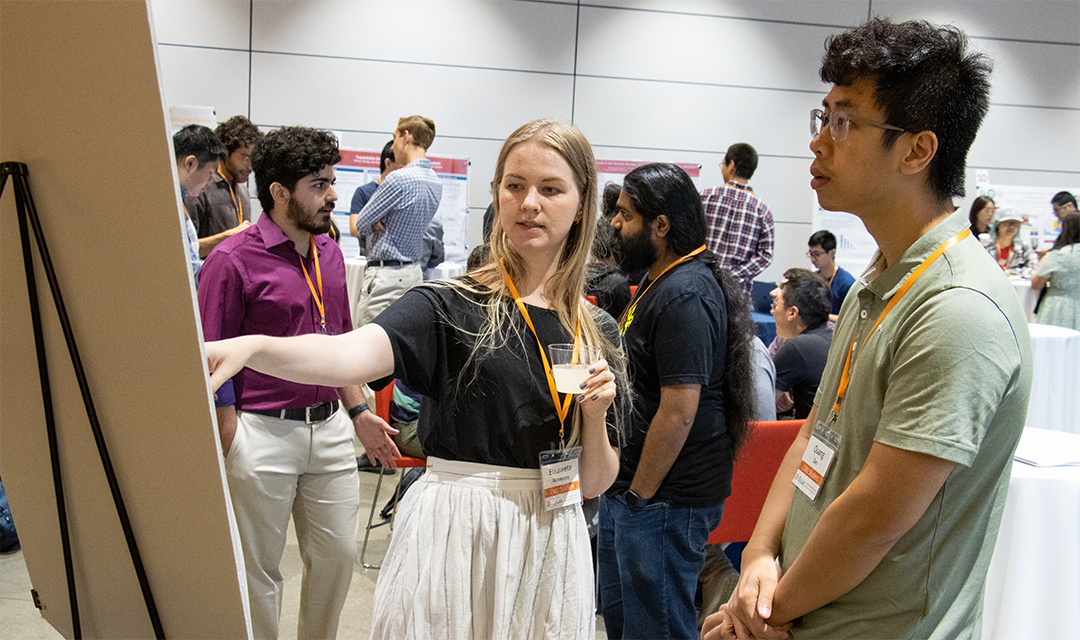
792, 419, 841, 501
539, 446, 582, 512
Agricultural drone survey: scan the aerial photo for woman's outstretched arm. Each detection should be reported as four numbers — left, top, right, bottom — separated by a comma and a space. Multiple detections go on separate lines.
206, 323, 395, 392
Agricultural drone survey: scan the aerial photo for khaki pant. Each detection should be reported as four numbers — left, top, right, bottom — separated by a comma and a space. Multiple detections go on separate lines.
355, 263, 422, 327
227, 410, 359, 640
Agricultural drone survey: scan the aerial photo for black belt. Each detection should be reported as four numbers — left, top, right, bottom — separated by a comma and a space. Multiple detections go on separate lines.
367, 259, 414, 267
244, 401, 337, 424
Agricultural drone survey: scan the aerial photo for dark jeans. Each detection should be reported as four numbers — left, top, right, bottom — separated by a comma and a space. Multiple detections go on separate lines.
598, 492, 724, 639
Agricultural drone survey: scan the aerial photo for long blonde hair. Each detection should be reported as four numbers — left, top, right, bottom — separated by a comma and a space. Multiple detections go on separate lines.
453, 119, 627, 446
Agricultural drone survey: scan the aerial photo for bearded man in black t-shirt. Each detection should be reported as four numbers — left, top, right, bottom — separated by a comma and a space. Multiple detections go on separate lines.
598, 163, 755, 640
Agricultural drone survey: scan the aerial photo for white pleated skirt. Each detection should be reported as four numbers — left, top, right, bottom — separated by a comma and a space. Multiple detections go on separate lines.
369, 457, 595, 640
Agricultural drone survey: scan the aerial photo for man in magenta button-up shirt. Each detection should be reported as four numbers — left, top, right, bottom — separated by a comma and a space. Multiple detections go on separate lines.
198, 127, 398, 640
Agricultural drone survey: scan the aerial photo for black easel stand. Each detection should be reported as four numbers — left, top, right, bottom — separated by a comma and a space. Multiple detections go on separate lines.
0, 162, 165, 640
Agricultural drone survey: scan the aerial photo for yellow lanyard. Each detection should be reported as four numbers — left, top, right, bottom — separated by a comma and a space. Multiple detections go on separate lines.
299, 234, 327, 333
831, 228, 970, 415
498, 259, 579, 435
618, 245, 707, 335
217, 167, 243, 226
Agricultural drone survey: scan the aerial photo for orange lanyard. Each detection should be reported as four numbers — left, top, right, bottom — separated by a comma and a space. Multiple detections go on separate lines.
217, 167, 243, 226
182, 202, 190, 220
831, 228, 970, 416
618, 245, 707, 335
498, 259, 579, 435
299, 234, 327, 333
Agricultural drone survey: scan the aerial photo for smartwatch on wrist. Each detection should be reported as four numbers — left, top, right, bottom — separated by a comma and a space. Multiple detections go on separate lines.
347, 403, 370, 420
625, 489, 652, 508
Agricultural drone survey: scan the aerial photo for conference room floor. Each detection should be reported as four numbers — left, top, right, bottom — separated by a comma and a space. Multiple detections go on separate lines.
0, 469, 610, 639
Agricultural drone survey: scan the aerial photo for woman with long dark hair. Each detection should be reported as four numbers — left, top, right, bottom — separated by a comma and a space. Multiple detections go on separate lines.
1032, 212, 1080, 330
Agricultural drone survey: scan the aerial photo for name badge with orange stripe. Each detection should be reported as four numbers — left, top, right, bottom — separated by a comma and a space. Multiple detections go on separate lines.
540, 446, 582, 511
793, 421, 841, 501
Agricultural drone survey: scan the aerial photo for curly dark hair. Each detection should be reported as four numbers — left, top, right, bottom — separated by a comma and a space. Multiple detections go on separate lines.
780, 268, 831, 331
621, 163, 756, 454
215, 115, 263, 154
820, 19, 992, 202
251, 127, 341, 212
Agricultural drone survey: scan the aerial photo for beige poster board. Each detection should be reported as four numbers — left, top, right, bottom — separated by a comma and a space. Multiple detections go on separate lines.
0, 1, 249, 638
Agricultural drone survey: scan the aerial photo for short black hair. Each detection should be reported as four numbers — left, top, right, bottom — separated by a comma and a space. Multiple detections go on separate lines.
808, 229, 837, 252
621, 163, 706, 256
215, 115, 263, 155
380, 140, 395, 173
781, 268, 831, 330
1052, 191, 1077, 209
820, 19, 992, 202
724, 143, 758, 180
601, 182, 622, 220
251, 126, 340, 212
173, 124, 225, 166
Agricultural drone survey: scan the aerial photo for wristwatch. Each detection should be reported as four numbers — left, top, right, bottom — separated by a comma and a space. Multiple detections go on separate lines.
347, 403, 370, 420
625, 489, 652, 508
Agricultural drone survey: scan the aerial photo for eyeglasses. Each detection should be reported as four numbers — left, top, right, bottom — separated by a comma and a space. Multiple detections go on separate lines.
811, 108, 907, 142
806, 250, 827, 259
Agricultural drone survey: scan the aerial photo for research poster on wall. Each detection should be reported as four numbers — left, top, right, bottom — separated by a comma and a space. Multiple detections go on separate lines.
975, 179, 1078, 249
812, 202, 878, 277
596, 159, 703, 196
334, 149, 470, 262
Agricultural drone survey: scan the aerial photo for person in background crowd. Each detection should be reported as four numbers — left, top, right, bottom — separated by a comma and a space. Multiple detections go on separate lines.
199, 126, 393, 640
968, 194, 995, 237
173, 124, 225, 284
705, 19, 1031, 640
807, 229, 855, 321
186, 115, 262, 258
984, 207, 1038, 277
701, 143, 775, 297
601, 162, 755, 640
1032, 212, 1080, 330
466, 242, 491, 271
204, 119, 628, 639
1051, 190, 1076, 222
354, 116, 442, 326
770, 269, 833, 420
349, 140, 401, 256
585, 216, 632, 318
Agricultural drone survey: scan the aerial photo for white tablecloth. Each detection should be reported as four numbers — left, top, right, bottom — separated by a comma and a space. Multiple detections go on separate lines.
1026, 323, 1080, 435
429, 261, 464, 280
1009, 277, 1039, 321
982, 429, 1080, 639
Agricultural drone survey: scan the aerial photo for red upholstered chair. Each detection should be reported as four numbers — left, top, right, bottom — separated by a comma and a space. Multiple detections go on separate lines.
360, 380, 427, 569
708, 420, 803, 545
586, 294, 598, 306
629, 284, 638, 298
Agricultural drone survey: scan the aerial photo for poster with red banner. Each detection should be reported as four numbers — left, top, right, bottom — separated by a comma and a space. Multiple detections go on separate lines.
335, 149, 470, 262
595, 159, 702, 195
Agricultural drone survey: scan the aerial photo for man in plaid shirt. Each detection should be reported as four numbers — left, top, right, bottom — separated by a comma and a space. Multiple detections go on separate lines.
701, 143, 774, 296
355, 115, 443, 326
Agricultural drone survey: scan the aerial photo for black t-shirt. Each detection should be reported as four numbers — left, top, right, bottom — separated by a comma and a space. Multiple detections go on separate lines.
774, 323, 833, 420
372, 281, 622, 469
610, 259, 733, 507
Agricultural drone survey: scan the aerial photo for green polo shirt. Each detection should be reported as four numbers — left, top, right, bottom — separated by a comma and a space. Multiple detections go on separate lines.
781, 210, 1033, 639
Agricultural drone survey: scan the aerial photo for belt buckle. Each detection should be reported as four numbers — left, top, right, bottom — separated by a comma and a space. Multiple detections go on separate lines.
305, 404, 316, 423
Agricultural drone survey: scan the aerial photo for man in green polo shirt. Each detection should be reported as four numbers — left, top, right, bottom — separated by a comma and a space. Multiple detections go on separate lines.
704, 19, 1032, 640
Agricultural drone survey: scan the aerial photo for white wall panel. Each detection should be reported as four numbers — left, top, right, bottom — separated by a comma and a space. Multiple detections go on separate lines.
875, 0, 1080, 44
249, 52, 574, 141
149, 0, 251, 49
979, 38, 1080, 109
251, 0, 577, 73
970, 104, 1080, 173
573, 75, 823, 159
583, 0, 867, 26
157, 45, 251, 119
577, 5, 838, 92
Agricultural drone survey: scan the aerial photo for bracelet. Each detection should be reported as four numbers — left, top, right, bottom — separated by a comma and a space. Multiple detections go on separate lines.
348, 403, 370, 419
